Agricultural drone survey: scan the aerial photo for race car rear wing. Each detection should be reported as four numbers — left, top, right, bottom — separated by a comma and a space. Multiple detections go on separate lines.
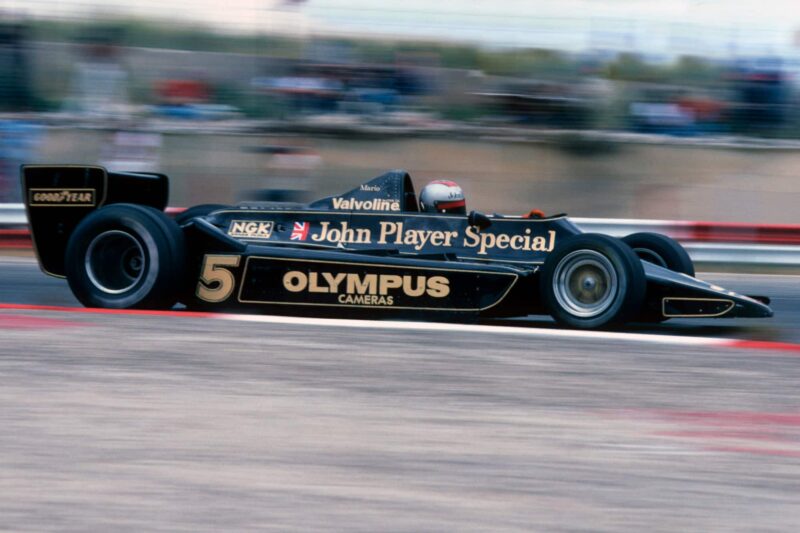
21, 165, 169, 277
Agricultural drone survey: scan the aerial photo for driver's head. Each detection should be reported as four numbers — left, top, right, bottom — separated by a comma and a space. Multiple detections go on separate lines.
419, 180, 466, 214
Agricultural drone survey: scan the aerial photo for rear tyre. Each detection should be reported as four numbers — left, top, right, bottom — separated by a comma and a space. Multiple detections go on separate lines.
540, 234, 645, 329
174, 204, 228, 225
65, 204, 185, 309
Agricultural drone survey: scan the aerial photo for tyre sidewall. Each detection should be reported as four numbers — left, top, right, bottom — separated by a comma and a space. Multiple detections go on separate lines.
65, 204, 184, 309
622, 232, 694, 277
541, 234, 645, 329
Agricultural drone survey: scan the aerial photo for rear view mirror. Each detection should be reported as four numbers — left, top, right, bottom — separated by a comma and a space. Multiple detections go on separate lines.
468, 210, 492, 230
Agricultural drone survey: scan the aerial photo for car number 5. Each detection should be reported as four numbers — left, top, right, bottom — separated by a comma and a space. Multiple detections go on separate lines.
196, 255, 241, 303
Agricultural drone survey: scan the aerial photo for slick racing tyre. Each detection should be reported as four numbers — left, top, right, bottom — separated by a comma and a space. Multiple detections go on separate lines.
540, 234, 645, 329
621, 232, 693, 323
65, 203, 186, 309
174, 204, 228, 225
622, 232, 694, 277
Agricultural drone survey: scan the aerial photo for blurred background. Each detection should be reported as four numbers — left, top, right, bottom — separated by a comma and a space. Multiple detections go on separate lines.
1, 0, 800, 221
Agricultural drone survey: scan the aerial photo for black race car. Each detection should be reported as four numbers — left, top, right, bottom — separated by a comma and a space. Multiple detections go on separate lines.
21, 165, 772, 329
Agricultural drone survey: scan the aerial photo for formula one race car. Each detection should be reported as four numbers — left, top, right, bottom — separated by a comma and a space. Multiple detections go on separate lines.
21, 165, 772, 329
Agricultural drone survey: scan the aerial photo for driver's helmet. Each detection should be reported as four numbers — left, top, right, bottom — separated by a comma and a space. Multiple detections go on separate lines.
419, 180, 466, 214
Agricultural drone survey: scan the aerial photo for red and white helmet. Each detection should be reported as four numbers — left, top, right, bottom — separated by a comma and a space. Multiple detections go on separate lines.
419, 180, 466, 214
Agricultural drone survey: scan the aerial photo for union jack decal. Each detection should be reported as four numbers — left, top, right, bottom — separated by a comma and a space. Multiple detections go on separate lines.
290, 222, 309, 241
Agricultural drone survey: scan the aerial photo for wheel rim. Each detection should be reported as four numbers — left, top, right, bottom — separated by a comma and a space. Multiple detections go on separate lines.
85, 230, 146, 294
553, 249, 618, 318
632, 247, 667, 268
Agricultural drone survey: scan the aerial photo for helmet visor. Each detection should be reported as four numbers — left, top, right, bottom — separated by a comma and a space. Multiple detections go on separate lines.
435, 199, 466, 214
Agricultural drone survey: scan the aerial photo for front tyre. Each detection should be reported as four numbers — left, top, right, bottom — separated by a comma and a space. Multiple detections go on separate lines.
540, 234, 645, 329
65, 204, 185, 309
622, 232, 693, 322
622, 232, 694, 277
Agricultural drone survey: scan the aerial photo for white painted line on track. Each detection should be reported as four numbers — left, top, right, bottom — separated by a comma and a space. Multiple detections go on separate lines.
217, 312, 728, 347
0, 256, 37, 265
3, 303, 799, 353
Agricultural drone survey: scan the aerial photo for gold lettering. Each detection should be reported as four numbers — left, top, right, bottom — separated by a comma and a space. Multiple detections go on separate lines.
308, 272, 329, 293
322, 272, 347, 292
340, 222, 355, 243
403, 276, 427, 297
479, 233, 496, 255
463, 226, 480, 248
403, 230, 419, 248
427, 276, 450, 298
312, 221, 329, 242
392, 222, 404, 244
379, 274, 403, 295
30, 189, 94, 205
414, 229, 434, 250
286, 270, 450, 302
355, 228, 370, 243
283, 271, 307, 292
347, 273, 377, 295
378, 221, 399, 244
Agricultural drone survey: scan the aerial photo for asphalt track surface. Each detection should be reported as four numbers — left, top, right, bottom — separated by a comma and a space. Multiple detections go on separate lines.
2, 256, 800, 531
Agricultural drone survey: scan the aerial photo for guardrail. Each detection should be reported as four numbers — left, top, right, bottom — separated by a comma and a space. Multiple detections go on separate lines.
571, 217, 800, 245
0, 204, 28, 227
1, 204, 799, 269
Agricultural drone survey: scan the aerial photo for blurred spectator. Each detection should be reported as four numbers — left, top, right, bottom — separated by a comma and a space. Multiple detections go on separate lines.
0, 10, 795, 141
629, 99, 695, 135
100, 131, 162, 174
157, 79, 210, 106
253, 72, 343, 114
148, 72, 240, 120
727, 64, 789, 134
0, 121, 42, 202
241, 139, 320, 202
477, 80, 595, 128
676, 94, 726, 134
253, 62, 427, 116
0, 22, 33, 111
628, 86, 728, 136
66, 27, 130, 118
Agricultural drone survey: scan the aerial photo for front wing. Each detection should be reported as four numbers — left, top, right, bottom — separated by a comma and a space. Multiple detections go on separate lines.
641, 262, 773, 319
